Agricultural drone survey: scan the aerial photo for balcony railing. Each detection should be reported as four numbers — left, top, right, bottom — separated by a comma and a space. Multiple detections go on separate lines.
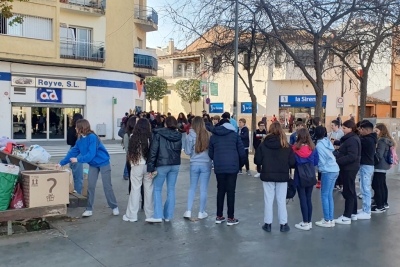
134, 48, 158, 71
60, 0, 105, 10
134, 5, 158, 25
60, 38, 105, 62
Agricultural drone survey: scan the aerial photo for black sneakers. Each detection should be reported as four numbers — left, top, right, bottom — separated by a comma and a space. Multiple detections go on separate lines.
262, 223, 272, 232
280, 224, 290, 232
227, 218, 239, 226
215, 216, 226, 224
371, 207, 386, 213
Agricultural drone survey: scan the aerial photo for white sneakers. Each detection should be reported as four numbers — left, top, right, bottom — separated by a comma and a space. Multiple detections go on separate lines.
334, 216, 351, 225
295, 222, 311, 231
356, 211, 371, 220
254, 173, 261, 178
183, 211, 192, 219
122, 215, 137, 222
315, 219, 334, 228
113, 208, 120, 216
82, 210, 93, 217
183, 211, 208, 219
145, 218, 163, 223
351, 214, 358, 221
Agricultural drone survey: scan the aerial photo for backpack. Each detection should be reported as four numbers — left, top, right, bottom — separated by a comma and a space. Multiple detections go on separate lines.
286, 177, 296, 201
385, 147, 394, 165
390, 146, 399, 167
296, 161, 317, 187
118, 123, 126, 139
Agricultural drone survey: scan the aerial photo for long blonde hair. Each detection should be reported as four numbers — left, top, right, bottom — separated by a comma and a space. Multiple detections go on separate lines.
375, 123, 396, 147
267, 122, 289, 148
191, 116, 210, 153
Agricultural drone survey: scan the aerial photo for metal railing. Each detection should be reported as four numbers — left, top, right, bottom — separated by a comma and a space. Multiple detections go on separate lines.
134, 54, 158, 71
134, 5, 158, 25
173, 70, 200, 78
60, 0, 105, 9
60, 38, 105, 62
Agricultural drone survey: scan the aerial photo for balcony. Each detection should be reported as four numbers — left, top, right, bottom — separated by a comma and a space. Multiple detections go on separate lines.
133, 48, 158, 77
134, 5, 158, 32
60, 0, 105, 16
60, 38, 105, 67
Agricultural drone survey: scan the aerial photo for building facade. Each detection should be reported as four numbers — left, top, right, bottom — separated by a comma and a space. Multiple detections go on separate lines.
0, 0, 158, 141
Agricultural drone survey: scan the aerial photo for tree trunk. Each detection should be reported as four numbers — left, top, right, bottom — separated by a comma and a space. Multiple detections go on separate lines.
314, 90, 324, 120
189, 101, 193, 113
250, 94, 257, 133
149, 100, 153, 111
359, 72, 368, 120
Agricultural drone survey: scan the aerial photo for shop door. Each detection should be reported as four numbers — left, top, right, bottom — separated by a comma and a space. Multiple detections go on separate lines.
49, 108, 64, 139
12, 106, 27, 140
31, 107, 48, 139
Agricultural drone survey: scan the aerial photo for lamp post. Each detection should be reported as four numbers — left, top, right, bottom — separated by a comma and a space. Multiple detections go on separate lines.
233, 0, 239, 119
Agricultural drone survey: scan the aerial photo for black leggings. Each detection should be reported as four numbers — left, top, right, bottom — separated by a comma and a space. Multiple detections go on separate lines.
372, 172, 388, 208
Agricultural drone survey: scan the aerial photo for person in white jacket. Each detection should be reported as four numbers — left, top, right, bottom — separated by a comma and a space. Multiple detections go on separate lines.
183, 116, 212, 220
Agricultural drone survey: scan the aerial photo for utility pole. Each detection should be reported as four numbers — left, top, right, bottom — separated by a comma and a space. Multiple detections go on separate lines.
233, 0, 239, 119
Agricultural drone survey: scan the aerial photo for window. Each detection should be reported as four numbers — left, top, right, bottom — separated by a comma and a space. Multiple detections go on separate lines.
275, 50, 283, 68
243, 52, 254, 69
395, 75, 400, 90
0, 14, 52, 40
212, 56, 222, 73
294, 50, 314, 67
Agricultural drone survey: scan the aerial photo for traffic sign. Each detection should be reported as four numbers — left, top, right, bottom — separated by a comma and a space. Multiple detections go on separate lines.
336, 97, 344, 108
206, 98, 210, 104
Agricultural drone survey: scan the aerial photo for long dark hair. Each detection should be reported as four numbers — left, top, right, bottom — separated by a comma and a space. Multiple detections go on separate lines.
125, 116, 137, 135
128, 118, 152, 165
178, 112, 187, 123
343, 120, 357, 133
295, 128, 315, 150
71, 113, 83, 127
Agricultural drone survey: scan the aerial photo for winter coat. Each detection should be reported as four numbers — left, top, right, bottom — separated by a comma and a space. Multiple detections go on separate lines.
289, 132, 297, 145
375, 137, 395, 172
67, 127, 78, 147
209, 123, 246, 174
184, 129, 211, 166
147, 128, 182, 172
360, 133, 377, 166
292, 145, 319, 186
254, 135, 296, 183
238, 126, 250, 148
253, 129, 267, 150
335, 132, 361, 171
316, 138, 340, 173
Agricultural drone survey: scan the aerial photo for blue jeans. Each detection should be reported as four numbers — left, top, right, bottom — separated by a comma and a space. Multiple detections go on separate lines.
321, 172, 339, 221
123, 162, 129, 178
187, 164, 211, 213
360, 165, 374, 214
70, 162, 83, 194
153, 165, 180, 220
297, 185, 313, 223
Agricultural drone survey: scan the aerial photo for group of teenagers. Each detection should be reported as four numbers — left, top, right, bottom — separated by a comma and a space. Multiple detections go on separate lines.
57, 111, 397, 233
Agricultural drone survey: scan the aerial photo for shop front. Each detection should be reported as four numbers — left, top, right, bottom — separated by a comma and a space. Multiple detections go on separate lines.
10, 75, 86, 141
279, 95, 327, 126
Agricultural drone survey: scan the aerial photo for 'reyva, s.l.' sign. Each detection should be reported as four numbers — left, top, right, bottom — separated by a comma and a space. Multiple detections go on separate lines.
11, 76, 86, 89
36, 88, 62, 103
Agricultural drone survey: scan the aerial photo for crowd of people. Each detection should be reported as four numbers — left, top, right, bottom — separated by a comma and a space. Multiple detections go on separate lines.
56, 110, 397, 232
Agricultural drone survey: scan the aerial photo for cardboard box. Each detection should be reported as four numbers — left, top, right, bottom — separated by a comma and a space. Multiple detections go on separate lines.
38, 164, 74, 193
21, 170, 70, 208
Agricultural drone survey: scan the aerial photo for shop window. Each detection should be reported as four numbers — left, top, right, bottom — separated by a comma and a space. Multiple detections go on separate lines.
0, 14, 52, 40
12, 106, 27, 139
14, 87, 26, 95
294, 50, 314, 67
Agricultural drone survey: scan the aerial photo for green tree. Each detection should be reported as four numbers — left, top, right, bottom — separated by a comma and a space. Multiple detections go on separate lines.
145, 77, 168, 111
1, 0, 29, 25
175, 79, 201, 113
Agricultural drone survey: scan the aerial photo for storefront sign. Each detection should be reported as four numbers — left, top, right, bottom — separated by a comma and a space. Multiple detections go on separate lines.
36, 88, 62, 103
241, 102, 257, 114
12, 76, 86, 89
209, 103, 224, 113
279, 95, 327, 107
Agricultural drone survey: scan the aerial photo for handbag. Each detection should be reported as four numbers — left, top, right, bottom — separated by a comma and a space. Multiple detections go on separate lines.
9, 183, 25, 209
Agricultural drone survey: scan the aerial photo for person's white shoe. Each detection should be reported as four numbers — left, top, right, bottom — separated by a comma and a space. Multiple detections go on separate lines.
145, 218, 162, 223
351, 214, 358, 221
112, 208, 120, 216
295, 222, 310, 231
183, 211, 191, 219
357, 209, 363, 214
164, 219, 170, 222
335, 216, 351, 225
309, 222, 312, 229
198, 212, 208, 219
122, 214, 137, 222
254, 173, 260, 178
315, 219, 333, 228
357, 211, 371, 220
82, 210, 93, 217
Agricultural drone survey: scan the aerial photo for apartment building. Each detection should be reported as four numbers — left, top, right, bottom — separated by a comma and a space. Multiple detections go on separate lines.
0, 0, 158, 141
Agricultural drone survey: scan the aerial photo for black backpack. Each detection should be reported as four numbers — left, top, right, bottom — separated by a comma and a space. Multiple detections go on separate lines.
118, 123, 126, 138
286, 177, 296, 201
297, 161, 317, 187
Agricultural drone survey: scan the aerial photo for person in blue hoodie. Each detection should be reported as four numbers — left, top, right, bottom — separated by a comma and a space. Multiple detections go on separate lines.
209, 117, 246, 226
57, 119, 118, 218
314, 126, 340, 228
183, 116, 212, 220
292, 128, 319, 231
290, 121, 304, 145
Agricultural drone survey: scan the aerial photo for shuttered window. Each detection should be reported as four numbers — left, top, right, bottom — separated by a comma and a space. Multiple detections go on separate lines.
0, 14, 52, 41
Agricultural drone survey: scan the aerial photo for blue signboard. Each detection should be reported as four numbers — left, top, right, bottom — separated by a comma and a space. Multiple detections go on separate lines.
209, 103, 224, 114
241, 102, 257, 113
36, 88, 62, 103
279, 95, 327, 107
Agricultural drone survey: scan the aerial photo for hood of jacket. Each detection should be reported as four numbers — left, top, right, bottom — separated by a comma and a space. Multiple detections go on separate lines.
292, 145, 313, 158
340, 131, 358, 143
362, 132, 378, 144
153, 127, 182, 142
318, 137, 335, 152
379, 137, 394, 147
263, 135, 283, 149
211, 123, 236, 136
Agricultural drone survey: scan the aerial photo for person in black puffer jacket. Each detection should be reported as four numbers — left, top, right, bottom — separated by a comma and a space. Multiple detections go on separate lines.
146, 116, 182, 223
334, 120, 361, 225
254, 122, 295, 233
209, 117, 246, 225
66, 113, 84, 194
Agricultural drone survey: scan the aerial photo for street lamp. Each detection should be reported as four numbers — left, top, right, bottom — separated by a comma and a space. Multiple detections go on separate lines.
233, 0, 239, 119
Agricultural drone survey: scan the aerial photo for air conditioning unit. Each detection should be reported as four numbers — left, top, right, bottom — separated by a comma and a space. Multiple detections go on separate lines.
96, 124, 106, 137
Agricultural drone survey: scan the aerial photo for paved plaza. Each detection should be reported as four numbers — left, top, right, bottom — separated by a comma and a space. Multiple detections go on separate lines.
1, 152, 400, 267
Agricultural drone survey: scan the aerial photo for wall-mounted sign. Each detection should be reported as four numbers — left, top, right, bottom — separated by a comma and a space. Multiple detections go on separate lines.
36, 88, 62, 103
279, 95, 327, 107
12, 76, 86, 89
241, 102, 257, 114
209, 103, 224, 114
210, 82, 218, 96
200, 81, 208, 96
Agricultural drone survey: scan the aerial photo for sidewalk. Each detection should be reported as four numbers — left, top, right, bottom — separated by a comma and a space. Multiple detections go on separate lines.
1, 153, 400, 267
